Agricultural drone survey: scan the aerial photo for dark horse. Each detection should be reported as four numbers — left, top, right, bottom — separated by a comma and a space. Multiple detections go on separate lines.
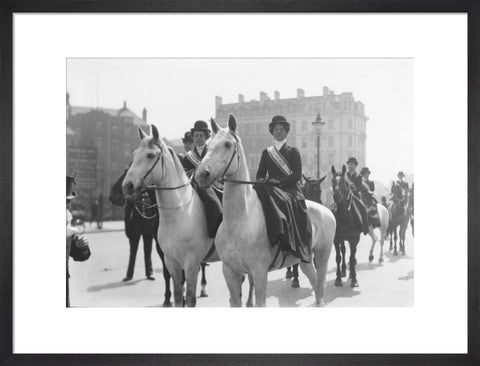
285, 174, 326, 288
388, 183, 410, 255
330, 166, 362, 287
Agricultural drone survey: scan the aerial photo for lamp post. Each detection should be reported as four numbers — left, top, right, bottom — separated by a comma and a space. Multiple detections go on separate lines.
312, 112, 325, 179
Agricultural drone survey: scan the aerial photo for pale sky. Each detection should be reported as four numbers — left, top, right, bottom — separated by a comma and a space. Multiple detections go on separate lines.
67, 58, 413, 184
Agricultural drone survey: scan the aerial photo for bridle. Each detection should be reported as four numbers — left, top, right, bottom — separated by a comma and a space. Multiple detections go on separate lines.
217, 131, 272, 186
128, 141, 193, 213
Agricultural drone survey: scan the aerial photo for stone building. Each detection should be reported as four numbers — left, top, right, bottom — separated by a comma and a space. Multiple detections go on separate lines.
215, 87, 369, 204
66, 93, 149, 219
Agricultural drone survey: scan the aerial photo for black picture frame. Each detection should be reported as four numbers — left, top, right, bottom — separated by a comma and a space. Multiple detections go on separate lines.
1, 1, 478, 365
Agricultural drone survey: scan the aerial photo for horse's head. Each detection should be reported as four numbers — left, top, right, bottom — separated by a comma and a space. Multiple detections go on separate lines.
303, 174, 326, 204
122, 124, 168, 200
196, 114, 241, 188
331, 165, 348, 204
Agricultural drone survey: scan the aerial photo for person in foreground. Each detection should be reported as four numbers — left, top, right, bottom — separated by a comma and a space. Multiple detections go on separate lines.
254, 115, 312, 263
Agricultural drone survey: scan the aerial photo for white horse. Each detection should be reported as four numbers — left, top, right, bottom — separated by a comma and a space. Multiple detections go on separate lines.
195, 115, 336, 307
122, 125, 222, 307
367, 204, 390, 263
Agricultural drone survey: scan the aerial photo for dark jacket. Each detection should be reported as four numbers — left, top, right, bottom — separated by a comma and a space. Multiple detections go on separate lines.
256, 144, 305, 200
181, 146, 207, 177
124, 190, 158, 238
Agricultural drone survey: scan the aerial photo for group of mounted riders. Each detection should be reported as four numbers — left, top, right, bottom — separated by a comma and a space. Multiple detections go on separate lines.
103, 113, 412, 306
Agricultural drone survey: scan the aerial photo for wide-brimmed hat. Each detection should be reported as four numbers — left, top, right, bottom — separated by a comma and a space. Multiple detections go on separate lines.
67, 175, 77, 200
191, 120, 211, 138
268, 115, 291, 134
360, 167, 371, 175
397, 171, 405, 178
182, 131, 193, 143
346, 157, 358, 166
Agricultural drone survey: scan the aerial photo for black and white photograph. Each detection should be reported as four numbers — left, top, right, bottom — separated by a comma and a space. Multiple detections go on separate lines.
8, 11, 471, 359
66, 58, 413, 308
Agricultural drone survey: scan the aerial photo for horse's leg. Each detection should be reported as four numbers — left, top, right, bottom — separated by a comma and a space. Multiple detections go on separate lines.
184, 262, 201, 307
164, 256, 184, 307
368, 227, 376, 262
379, 226, 385, 264
222, 263, 243, 307
299, 261, 318, 300
400, 220, 408, 255
155, 241, 172, 307
340, 241, 347, 277
349, 240, 359, 287
334, 240, 343, 286
252, 269, 268, 307
312, 243, 333, 307
286, 266, 293, 279
291, 263, 300, 288
199, 263, 208, 297
393, 226, 399, 256
246, 273, 255, 307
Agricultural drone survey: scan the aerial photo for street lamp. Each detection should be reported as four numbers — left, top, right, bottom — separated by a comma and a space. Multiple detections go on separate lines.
312, 112, 325, 179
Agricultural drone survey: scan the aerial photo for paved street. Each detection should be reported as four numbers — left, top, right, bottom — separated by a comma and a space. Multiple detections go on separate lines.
70, 222, 414, 307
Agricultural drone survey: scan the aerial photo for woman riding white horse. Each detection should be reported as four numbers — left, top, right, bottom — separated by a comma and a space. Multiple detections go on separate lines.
195, 115, 336, 307
122, 125, 218, 307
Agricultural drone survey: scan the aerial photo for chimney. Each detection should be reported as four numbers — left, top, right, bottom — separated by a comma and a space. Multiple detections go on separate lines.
323, 86, 329, 97
274, 91, 280, 101
260, 91, 268, 105
297, 88, 305, 99
215, 96, 223, 109
66, 92, 70, 106
123, 101, 127, 109
142, 108, 147, 122
238, 94, 245, 105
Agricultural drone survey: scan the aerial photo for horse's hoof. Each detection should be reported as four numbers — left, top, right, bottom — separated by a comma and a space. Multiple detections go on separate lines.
162, 301, 172, 308
351, 279, 359, 287
286, 271, 294, 279
246, 301, 254, 308
341, 268, 347, 277
291, 278, 300, 288
316, 300, 326, 308
393, 251, 398, 256
200, 290, 208, 298
334, 278, 343, 287
368, 254, 374, 262
379, 257, 384, 263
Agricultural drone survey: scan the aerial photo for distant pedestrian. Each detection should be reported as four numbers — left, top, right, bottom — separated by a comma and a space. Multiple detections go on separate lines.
97, 194, 104, 229
89, 200, 98, 227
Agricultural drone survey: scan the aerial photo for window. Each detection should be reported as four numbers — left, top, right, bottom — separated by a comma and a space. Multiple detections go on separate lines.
328, 120, 334, 130
328, 153, 334, 165
301, 137, 307, 149
302, 121, 308, 131
348, 135, 353, 147
348, 119, 353, 130
328, 136, 334, 148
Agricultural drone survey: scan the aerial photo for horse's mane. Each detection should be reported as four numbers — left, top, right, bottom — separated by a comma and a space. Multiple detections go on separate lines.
143, 136, 188, 182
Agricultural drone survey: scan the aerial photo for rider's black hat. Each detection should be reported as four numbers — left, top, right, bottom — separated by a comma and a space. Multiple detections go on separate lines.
269, 115, 291, 134
191, 120, 211, 138
397, 171, 405, 178
182, 131, 193, 143
360, 167, 371, 175
346, 157, 358, 166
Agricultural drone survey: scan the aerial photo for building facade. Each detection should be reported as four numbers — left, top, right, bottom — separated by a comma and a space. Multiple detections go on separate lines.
66, 93, 149, 219
215, 87, 369, 204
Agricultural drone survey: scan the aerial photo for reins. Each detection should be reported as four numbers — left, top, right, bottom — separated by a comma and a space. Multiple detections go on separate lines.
129, 141, 194, 214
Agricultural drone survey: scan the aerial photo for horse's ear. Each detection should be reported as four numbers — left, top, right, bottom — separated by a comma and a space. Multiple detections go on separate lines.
319, 175, 327, 184
138, 127, 147, 140
331, 166, 336, 175
210, 117, 220, 134
342, 165, 346, 175
151, 124, 160, 142
228, 114, 237, 132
